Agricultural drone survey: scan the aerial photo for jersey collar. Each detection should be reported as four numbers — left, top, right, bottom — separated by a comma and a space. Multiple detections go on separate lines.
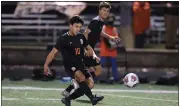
94, 15, 104, 22
98, 15, 104, 22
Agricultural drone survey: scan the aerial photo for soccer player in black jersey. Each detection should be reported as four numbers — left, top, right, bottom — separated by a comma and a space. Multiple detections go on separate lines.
63, 1, 120, 99
44, 15, 103, 106
83, 2, 120, 79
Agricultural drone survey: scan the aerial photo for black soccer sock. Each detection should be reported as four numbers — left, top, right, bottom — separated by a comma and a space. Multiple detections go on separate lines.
68, 81, 94, 100
78, 81, 94, 100
68, 88, 84, 100
65, 84, 74, 92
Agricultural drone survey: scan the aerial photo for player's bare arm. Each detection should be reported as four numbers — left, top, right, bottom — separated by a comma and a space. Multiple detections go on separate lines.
83, 28, 91, 39
101, 31, 121, 43
85, 45, 100, 62
85, 45, 93, 57
44, 47, 59, 75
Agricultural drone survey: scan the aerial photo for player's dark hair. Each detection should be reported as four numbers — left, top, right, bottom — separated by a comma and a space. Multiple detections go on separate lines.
69, 15, 84, 25
99, 2, 111, 10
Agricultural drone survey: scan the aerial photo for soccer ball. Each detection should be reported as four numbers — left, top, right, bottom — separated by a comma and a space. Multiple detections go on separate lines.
123, 73, 139, 88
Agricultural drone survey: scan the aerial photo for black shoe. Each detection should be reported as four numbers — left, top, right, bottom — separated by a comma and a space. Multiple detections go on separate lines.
91, 95, 104, 105
61, 98, 71, 106
94, 95, 104, 101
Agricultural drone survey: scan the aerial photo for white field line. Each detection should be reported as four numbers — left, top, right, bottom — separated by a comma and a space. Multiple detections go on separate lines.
27, 98, 61, 101
2, 95, 178, 103
2, 97, 20, 100
2, 97, 117, 105
27, 97, 118, 106
2, 86, 178, 94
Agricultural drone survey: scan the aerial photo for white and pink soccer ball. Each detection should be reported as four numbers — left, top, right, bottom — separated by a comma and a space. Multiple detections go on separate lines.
123, 73, 139, 88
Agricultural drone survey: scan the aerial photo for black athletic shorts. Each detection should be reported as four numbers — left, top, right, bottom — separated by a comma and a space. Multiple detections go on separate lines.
83, 56, 100, 67
64, 63, 91, 79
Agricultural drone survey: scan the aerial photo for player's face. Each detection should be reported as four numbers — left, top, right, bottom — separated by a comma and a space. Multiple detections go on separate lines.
70, 23, 82, 35
99, 7, 110, 20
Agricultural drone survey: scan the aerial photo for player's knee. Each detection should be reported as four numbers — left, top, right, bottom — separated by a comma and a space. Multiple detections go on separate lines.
78, 75, 86, 82
86, 78, 94, 89
88, 81, 94, 89
74, 71, 86, 82
94, 65, 102, 76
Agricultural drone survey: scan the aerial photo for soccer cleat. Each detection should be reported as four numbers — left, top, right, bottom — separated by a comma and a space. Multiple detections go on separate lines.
91, 95, 104, 105
94, 95, 104, 101
61, 98, 71, 106
61, 90, 70, 98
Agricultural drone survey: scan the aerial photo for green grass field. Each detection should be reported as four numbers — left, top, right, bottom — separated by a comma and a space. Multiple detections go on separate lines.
2, 79, 178, 106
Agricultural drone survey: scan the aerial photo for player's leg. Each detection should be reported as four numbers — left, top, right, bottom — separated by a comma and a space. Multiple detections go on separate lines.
93, 64, 102, 77
61, 68, 80, 98
62, 68, 95, 98
85, 77, 94, 89
62, 70, 90, 106
62, 70, 101, 105
85, 77, 104, 101
83, 56, 105, 100
61, 79, 77, 98
68, 70, 92, 98
61, 68, 78, 106
85, 56, 102, 79
65, 76, 94, 101
68, 73, 103, 101
83, 67, 104, 102
62, 69, 94, 97
62, 69, 103, 105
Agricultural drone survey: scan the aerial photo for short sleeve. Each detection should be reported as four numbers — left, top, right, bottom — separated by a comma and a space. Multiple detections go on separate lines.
82, 34, 89, 48
54, 36, 65, 50
88, 20, 96, 31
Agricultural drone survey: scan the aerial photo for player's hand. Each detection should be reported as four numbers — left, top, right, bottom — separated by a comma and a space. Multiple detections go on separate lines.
110, 36, 121, 43
85, 49, 93, 57
44, 65, 51, 76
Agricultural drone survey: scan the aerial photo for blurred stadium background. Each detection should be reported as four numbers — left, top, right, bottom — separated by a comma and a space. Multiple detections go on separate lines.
1, 1, 179, 106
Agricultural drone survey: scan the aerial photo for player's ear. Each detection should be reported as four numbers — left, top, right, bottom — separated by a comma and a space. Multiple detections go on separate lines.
69, 24, 71, 27
69, 24, 73, 27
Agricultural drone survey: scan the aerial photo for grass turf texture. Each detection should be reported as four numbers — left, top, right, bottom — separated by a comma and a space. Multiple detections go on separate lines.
2, 79, 178, 106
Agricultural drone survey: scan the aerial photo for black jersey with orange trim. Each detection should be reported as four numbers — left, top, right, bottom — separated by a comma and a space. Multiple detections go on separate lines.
55, 32, 88, 67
